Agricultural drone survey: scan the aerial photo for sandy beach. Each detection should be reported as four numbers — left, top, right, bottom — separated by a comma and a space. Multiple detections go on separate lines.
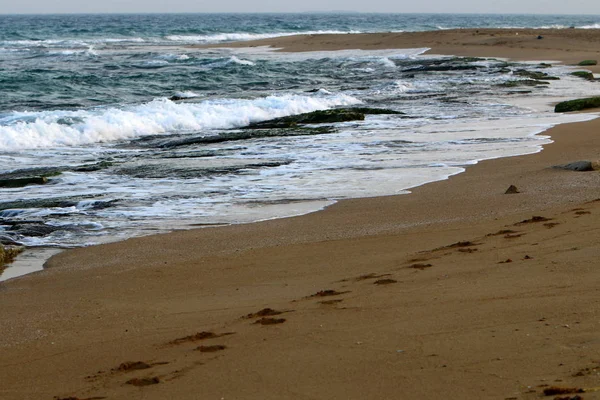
206, 28, 600, 72
2, 29, 600, 400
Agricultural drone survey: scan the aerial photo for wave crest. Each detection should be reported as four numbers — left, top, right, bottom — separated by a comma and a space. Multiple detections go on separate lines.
0, 94, 362, 150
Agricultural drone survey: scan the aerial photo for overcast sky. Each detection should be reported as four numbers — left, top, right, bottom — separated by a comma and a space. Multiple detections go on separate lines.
1, 0, 599, 15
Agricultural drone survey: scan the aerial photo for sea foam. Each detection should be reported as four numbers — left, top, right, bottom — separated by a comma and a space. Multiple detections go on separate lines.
0, 94, 362, 150
164, 30, 361, 44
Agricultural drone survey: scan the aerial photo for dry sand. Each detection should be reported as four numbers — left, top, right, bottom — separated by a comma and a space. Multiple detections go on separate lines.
2, 30, 600, 400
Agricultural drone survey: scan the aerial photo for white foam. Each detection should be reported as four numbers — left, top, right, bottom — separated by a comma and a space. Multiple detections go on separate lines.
2, 37, 146, 48
0, 94, 362, 150
157, 53, 190, 61
378, 57, 396, 68
392, 81, 413, 93
578, 23, 600, 29
48, 47, 98, 57
537, 25, 569, 29
135, 60, 169, 68
164, 30, 361, 44
229, 56, 255, 66
173, 91, 201, 99
202, 56, 256, 69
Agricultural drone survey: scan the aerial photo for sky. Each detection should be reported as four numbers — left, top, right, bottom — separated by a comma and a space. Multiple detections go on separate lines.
0, 0, 599, 15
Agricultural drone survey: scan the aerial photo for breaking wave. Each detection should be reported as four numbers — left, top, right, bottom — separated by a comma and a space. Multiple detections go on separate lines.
0, 93, 362, 150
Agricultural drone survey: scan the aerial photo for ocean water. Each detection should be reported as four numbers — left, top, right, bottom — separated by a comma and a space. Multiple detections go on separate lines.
1, 13, 600, 278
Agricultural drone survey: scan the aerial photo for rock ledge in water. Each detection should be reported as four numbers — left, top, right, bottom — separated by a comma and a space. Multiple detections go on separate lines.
555, 97, 600, 112
571, 71, 595, 81
0, 176, 48, 188
244, 107, 404, 130
0, 244, 24, 268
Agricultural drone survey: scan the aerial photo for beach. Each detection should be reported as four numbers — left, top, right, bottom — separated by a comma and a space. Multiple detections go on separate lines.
212, 28, 600, 71
2, 29, 600, 400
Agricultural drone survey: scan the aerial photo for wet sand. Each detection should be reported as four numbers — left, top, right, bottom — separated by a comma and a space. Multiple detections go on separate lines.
2, 30, 600, 400
203, 28, 600, 72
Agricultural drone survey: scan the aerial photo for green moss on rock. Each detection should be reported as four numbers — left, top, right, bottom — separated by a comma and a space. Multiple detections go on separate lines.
577, 60, 598, 66
499, 79, 550, 88
0, 176, 48, 188
555, 97, 600, 112
571, 71, 595, 80
513, 69, 560, 80
0, 244, 24, 268
244, 107, 403, 130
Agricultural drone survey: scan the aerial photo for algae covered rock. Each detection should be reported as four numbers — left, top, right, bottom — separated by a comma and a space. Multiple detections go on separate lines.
499, 79, 550, 88
570, 71, 595, 80
159, 126, 335, 148
245, 109, 364, 129
0, 176, 48, 188
555, 97, 600, 112
349, 107, 405, 115
513, 69, 560, 80
577, 60, 598, 66
244, 107, 404, 130
0, 243, 24, 268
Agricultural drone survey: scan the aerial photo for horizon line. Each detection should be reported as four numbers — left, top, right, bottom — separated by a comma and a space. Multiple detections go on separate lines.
1, 11, 599, 16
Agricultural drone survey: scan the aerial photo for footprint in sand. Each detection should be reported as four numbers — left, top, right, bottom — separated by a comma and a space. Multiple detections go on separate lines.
504, 233, 525, 239
168, 331, 234, 346
126, 377, 160, 386
306, 289, 350, 299
319, 299, 344, 305
340, 273, 392, 282
374, 279, 397, 285
408, 263, 433, 270
114, 361, 152, 372
514, 216, 551, 225
542, 386, 584, 396
574, 210, 591, 216
254, 317, 286, 325
243, 308, 286, 319
195, 345, 227, 352
487, 229, 518, 236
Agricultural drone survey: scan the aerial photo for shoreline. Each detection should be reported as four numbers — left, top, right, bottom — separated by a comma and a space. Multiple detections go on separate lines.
0, 28, 600, 282
3, 30, 600, 399
199, 28, 600, 73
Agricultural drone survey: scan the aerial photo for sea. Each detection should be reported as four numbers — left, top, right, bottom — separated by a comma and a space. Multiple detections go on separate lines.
1, 13, 600, 280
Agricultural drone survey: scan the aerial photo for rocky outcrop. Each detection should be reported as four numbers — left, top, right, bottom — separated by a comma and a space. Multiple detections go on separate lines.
553, 161, 600, 172
243, 107, 404, 130
0, 162, 115, 189
570, 71, 595, 81
505, 185, 520, 194
577, 60, 598, 66
159, 127, 335, 148
499, 79, 550, 88
555, 97, 600, 112
513, 69, 560, 80
0, 243, 24, 269
0, 176, 48, 188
